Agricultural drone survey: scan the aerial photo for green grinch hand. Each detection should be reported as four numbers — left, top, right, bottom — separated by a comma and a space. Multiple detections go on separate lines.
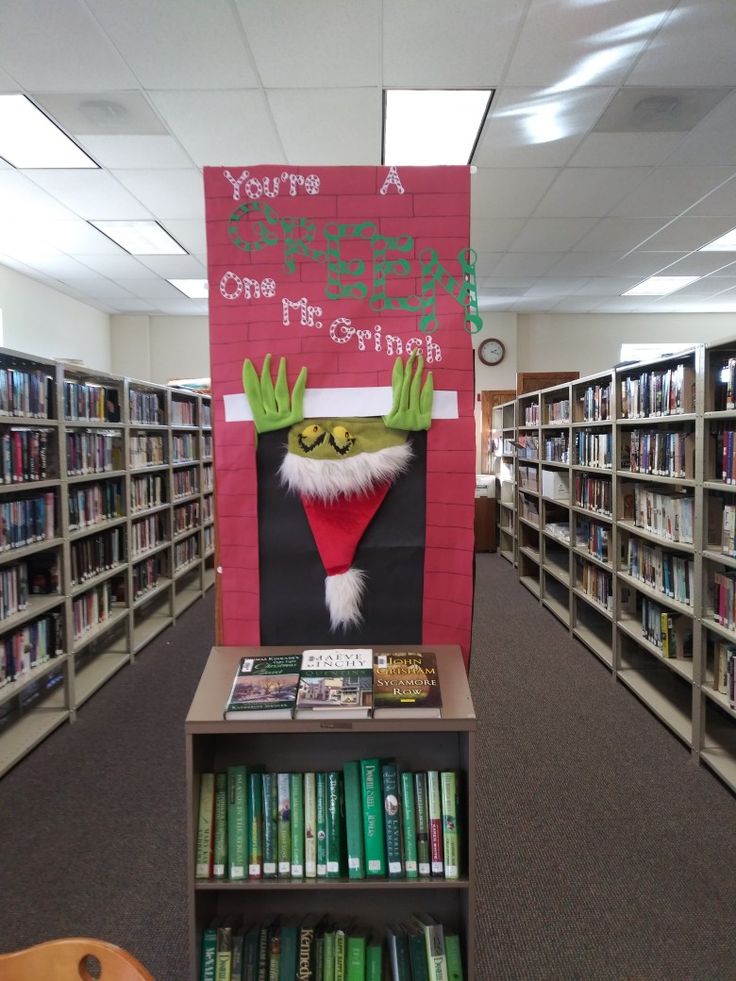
242, 354, 308, 433
383, 349, 434, 431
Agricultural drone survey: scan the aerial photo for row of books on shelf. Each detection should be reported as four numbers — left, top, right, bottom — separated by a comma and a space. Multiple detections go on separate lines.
70, 527, 123, 584
65, 432, 121, 476
516, 434, 538, 459
620, 429, 694, 479
131, 473, 165, 512
129, 390, 163, 426
0, 491, 55, 550
0, 611, 63, 686
711, 570, 736, 632
714, 642, 736, 708
0, 553, 58, 621
573, 430, 611, 469
624, 539, 695, 607
542, 436, 568, 463
172, 433, 198, 460
63, 381, 120, 423
576, 520, 609, 562
129, 435, 165, 468
524, 405, 539, 426
621, 484, 694, 545
225, 651, 442, 722
170, 400, 196, 426
0, 429, 51, 483
545, 398, 569, 424
576, 558, 612, 611
196, 762, 460, 884
71, 582, 119, 639
717, 429, 736, 484
68, 482, 122, 531
0, 367, 53, 419
577, 381, 612, 422
638, 597, 692, 659
200, 912, 463, 981
619, 363, 694, 419
574, 475, 611, 516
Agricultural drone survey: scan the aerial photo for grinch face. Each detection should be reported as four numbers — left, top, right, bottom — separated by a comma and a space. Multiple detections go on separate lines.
287, 417, 408, 462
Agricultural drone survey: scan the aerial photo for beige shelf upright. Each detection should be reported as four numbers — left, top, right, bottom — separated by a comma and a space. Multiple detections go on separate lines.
492, 399, 517, 565
516, 389, 542, 597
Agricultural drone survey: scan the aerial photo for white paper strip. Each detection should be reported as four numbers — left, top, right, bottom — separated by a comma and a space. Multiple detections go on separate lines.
223, 388, 458, 422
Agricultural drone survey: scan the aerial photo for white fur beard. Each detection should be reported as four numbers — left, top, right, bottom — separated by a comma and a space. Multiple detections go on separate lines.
325, 568, 367, 631
279, 442, 412, 501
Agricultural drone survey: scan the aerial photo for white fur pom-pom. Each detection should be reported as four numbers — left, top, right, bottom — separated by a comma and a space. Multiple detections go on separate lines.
324, 568, 367, 631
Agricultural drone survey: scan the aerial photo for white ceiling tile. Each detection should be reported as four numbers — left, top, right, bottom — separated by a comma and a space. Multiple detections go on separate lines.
610, 252, 689, 277
107, 298, 162, 313
474, 254, 505, 280
574, 276, 644, 296
24, 256, 102, 279
611, 166, 736, 218
62, 277, 135, 299
470, 219, 527, 252
548, 252, 622, 276
473, 87, 616, 168
0, 0, 137, 90
134, 255, 206, 278
534, 167, 650, 218
110, 170, 204, 220
471, 168, 559, 219
154, 298, 209, 316
504, 0, 667, 88
78, 136, 194, 170
491, 253, 561, 277
43, 221, 125, 255
268, 89, 381, 165
574, 217, 681, 252
510, 218, 598, 252
383, 0, 525, 87
628, 0, 736, 87
116, 279, 183, 299
0, 171, 80, 222
25, 170, 151, 220
687, 178, 736, 218
568, 132, 685, 168
551, 297, 601, 313
91, 0, 259, 89
524, 278, 590, 296
665, 92, 736, 166
240, 0, 381, 88
161, 221, 208, 257
635, 216, 736, 251
661, 253, 736, 277
71, 254, 158, 279
149, 90, 283, 169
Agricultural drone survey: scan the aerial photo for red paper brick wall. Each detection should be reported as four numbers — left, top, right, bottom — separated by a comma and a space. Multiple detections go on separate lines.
204, 166, 476, 664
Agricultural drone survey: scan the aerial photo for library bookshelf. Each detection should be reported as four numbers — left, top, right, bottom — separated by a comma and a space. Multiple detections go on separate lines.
185, 644, 476, 980
0, 347, 215, 777
503, 342, 736, 794
491, 399, 517, 565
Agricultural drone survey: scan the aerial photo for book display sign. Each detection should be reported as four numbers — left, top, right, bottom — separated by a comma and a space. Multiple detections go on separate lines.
204, 165, 478, 662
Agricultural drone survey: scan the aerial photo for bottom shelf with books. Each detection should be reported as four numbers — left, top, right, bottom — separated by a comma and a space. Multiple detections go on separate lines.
186, 645, 476, 981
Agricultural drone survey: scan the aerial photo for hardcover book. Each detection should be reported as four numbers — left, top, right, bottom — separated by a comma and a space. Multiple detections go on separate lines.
223, 654, 301, 720
372, 651, 442, 718
295, 648, 373, 718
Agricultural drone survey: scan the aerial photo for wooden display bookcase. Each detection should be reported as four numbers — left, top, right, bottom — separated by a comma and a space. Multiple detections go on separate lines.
185, 644, 476, 980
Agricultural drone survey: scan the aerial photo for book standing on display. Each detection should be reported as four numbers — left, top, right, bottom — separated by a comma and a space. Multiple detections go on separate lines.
0, 346, 215, 777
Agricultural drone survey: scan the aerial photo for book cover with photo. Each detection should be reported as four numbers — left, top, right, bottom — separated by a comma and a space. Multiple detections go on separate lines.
295, 648, 373, 718
223, 654, 301, 720
373, 651, 442, 717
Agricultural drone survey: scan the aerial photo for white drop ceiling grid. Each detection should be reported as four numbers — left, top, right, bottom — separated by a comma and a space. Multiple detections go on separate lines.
0, 0, 733, 315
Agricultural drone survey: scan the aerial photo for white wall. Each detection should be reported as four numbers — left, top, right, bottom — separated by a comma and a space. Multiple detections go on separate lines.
516, 313, 736, 378
111, 314, 209, 383
0, 265, 111, 369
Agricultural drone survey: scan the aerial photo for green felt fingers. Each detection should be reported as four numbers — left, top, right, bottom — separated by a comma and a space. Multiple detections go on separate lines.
242, 355, 308, 433
383, 349, 434, 432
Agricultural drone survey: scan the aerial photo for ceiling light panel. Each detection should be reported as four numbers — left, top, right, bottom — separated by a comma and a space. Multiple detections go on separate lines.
383, 89, 492, 165
623, 275, 700, 295
0, 95, 98, 168
701, 226, 736, 251
168, 278, 209, 299
89, 220, 187, 256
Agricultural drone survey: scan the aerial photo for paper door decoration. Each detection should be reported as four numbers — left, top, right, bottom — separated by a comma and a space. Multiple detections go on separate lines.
204, 166, 478, 664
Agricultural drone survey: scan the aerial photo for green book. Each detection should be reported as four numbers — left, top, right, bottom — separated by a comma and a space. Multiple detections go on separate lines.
195, 773, 215, 879
267, 923, 281, 981
346, 930, 367, 981
316, 771, 328, 878
290, 771, 305, 878
406, 923, 430, 981
231, 928, 245, 981
277, 772, 291, 877
365, 935, 383, 981
440, 771, 459, 881
427, 771, 444, 877
386, 925, 412, 981
325, 769, 343, 878
215, 924, 232, 981
400, 772, 418, 879
213, 772, 228, 879
412, 914, 448, 981
297, 914, 322, 980
360, 758, 386, 877
248, 766, 265, 879
322, 926, 336, 981
278, 919, 299, 981
380, 760, 403, 878
315, 933, 325, 981
243, 924, 260, 981
342, 760, 365, 879
303, 771, 317, 878
413, 772, 431, 877
334, 925, 347, 981
445, 933, 464, 981
227, 765, 248, 880
200, 923, 217, 981
262, 772, 278, 878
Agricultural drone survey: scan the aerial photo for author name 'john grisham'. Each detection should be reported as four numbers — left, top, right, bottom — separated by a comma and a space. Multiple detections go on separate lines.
372, 652, 442, 717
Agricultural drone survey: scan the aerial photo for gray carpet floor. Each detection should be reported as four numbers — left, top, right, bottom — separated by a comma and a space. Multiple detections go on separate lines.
0, 555, 734, 980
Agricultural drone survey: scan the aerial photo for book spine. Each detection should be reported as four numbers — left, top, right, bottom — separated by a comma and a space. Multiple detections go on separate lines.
400, 771, 418, 879
200, 924, 218, 981
360, 758, 386, 877
440, 771, 459, 880
343, 760, 366, 879
407, 930, 430, 981
315, 770, 327, 878
445, 933, 464, 981
346, 935, 366, 981
427, 770, 444, 876
262, 772, 278, 878
277, 772, 291, 877
380, 759, 403, 878
212, 772, 228, 878
322, 930, 336, 981
421, 920, 449, 981
195, 773, 215, 879
215, 925, 233, 981
413, 771, 431, 877
248, 768, 264, 879
325, 769, 343, 878
303, 771, 317, 878
365, 940, 383, 981
290, 771, 305, 878
334, 928, 346, 981
231, 931, 245, 981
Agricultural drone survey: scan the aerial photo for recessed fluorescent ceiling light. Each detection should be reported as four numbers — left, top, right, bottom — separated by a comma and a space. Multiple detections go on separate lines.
700, 227, 736, 251
90, 220, 186, 256
0, 94, 98, 168
169, 278, 208, 299
623, 276, 700, 296
383, 89, 492, 165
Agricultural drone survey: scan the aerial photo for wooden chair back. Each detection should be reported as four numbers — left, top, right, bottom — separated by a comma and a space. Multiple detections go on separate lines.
0, 937, 155, 981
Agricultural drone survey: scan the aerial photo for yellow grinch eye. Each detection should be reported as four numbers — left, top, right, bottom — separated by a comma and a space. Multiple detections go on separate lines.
332, 425, 352, 442
301, 424, 324, 439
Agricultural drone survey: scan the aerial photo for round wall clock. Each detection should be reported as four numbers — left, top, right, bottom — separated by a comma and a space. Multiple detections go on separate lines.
477, 337, 506, 366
